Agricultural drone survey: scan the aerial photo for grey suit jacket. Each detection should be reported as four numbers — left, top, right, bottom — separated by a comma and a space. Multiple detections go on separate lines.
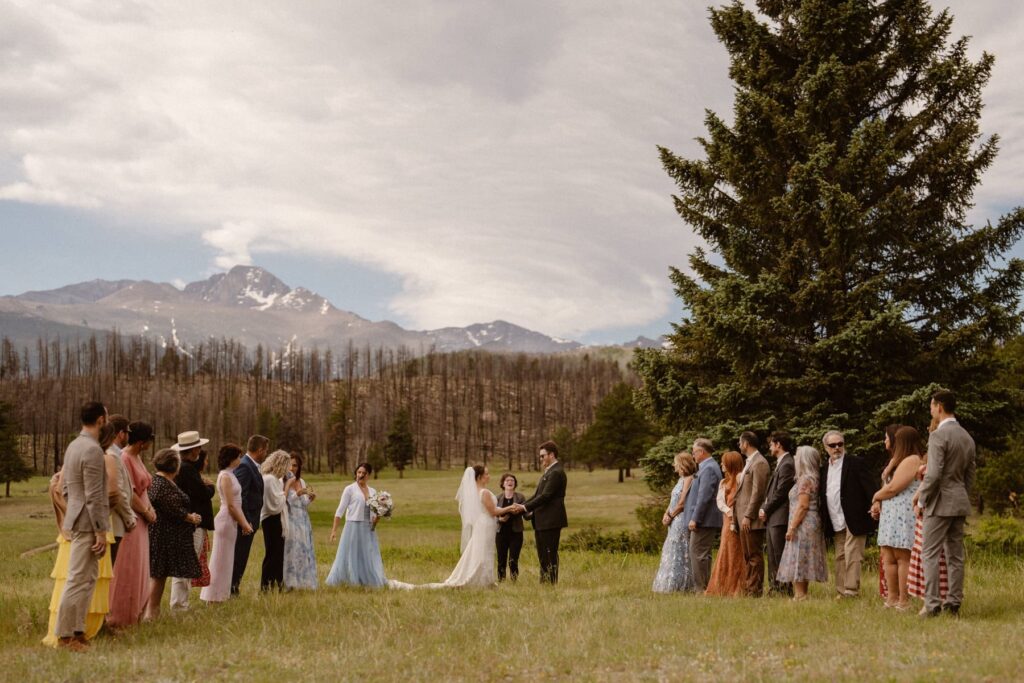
109, 448, 136, 537
62, 432, 111, 534
919, 419, 976, 517
734, 451, 770, 530
762, 453, 795, 527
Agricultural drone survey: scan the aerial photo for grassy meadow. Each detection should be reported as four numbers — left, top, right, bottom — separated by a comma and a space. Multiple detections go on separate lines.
1, 467, 1022, 682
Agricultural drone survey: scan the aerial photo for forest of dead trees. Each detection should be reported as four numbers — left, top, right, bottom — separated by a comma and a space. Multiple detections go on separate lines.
0, 333, 631, 475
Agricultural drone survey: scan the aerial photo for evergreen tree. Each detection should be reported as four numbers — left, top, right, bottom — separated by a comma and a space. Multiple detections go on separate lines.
0, 402, 31, 497
636, 0, 1024, 463
577, 383, 655, 482
384, 408, 416, 479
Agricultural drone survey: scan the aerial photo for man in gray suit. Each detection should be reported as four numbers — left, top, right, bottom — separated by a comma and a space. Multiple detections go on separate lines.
684, 438, 723, 592
918, 388, 975, 617
735, 431, 770, 596
55, 400, 110, 651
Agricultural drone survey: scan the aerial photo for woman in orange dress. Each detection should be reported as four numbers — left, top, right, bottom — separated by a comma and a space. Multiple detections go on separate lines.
706, 451, 745, 596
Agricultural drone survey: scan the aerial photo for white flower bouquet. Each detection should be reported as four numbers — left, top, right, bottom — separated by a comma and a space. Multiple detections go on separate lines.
368, 490, 393, 519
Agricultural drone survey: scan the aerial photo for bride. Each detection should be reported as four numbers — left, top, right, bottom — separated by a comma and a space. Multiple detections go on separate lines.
389, 465, 516, 589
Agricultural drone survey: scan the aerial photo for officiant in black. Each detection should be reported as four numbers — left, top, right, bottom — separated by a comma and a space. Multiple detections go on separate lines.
495, 473, 528, 581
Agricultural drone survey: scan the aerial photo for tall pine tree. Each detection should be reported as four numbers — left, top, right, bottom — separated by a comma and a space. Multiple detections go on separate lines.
635, 1, 1024, 460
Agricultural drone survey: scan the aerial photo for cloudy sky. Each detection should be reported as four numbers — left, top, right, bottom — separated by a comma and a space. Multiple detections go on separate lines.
1, 1, 1022, 344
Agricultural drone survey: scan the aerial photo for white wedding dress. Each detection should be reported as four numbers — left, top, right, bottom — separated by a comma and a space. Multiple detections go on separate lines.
388, 468, 498, 589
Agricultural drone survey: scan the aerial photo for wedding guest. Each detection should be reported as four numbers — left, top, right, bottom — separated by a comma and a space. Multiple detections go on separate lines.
201, 445, 253, 603
231, 435, 268, 595
326, 463, 387, 587
42, 465, 113, 647
735, 431, 770, 596
105, 414, 134, 564
684, 438, 723, 592
820, 430, 877, 597
260, 450, 292, 591
878, 424, 902, 601
52, 401, 110, 651
918, 389, 975, 617
707, 451, 745, 596
652, 452, 696, 593
190, 448, 212, 593
169, 430, 214, 611
107, 421, 156, 629
284, 453, 318, 590
101, 422, 134, 567
871, 426, 923, 610
144, 449, 202, 620
777, 446, 828, 600
495, 473, 527, 582
908, 416, 948, 603
760, 431, 795, 596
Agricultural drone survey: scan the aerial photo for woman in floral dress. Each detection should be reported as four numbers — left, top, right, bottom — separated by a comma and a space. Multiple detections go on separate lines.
777, 446, 828, 600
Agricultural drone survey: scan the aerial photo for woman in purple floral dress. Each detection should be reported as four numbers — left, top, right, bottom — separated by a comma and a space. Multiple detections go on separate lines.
777, 446, 828, 600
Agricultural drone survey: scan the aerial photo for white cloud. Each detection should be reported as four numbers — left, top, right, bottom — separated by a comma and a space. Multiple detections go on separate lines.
0, 1, 1019, 336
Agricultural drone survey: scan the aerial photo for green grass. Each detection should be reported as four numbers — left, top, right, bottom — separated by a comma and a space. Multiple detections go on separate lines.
1, 469, 1022, 682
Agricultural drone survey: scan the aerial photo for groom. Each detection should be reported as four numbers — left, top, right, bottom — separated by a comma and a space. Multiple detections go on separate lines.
514, 441, 568, 584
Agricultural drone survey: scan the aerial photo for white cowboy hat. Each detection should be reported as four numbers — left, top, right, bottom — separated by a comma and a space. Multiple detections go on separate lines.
171, 430, 210, 451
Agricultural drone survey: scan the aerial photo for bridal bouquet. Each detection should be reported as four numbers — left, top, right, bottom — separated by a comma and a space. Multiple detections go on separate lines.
368, 490, 394, 519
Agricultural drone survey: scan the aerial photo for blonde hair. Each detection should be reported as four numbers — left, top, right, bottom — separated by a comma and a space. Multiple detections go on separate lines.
674, 451, 697, 477
261, 449, 291, 478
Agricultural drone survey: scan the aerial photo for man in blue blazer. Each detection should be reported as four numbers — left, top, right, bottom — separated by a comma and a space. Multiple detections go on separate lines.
684, 438, 723, 592
231, 434, 268, 595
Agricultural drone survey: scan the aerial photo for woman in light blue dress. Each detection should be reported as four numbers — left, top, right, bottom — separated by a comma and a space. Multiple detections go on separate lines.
871, 426, 923, 609
284, 453, 319, 590
326, 462, 386, 588
652, 452, 697, 593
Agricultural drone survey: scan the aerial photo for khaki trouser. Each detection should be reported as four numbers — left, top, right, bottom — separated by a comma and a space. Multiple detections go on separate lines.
55, 531, 100, 638
832, 528, 866, 596
739, 527, 766, 597
170, 527, 205, 609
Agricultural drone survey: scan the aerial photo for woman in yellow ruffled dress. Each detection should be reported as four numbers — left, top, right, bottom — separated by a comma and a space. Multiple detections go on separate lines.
42, 460, 115, 645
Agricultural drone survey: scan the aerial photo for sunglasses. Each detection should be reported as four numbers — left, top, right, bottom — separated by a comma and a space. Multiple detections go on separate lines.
826, 442, 845, 449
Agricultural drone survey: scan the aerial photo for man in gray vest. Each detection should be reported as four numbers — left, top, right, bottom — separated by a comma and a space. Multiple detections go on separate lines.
55, 400, 110, 651
918, 388, 975, 617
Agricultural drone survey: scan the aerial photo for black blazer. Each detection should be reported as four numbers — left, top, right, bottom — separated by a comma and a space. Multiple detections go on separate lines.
175, 459, 215, 530
762, 453, 795, 528
233, 455, 265, 530
496, 491, 527, 533
523, 462, 568, 531
820, 454, 878, 538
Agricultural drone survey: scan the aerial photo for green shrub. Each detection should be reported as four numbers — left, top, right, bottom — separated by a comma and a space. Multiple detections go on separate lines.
968, 515, 1024, 555
976, 450, 1024, 515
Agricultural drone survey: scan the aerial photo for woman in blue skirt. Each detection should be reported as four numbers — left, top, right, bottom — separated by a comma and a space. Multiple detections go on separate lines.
326, 462, 386, 587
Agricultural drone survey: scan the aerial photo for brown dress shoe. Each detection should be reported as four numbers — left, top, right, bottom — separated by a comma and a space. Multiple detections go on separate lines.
58, 636, 89, 652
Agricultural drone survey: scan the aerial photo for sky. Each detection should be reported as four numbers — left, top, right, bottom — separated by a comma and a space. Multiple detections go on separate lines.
0, 2, 1022, 345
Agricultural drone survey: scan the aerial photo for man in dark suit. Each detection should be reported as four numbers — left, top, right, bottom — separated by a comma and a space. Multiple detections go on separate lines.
918, 389, 975, 617
231, 434, 268, 595
820, 430, 878, 597
514, 440, 567, 584
684, 438, 723, 592
760, 431, 796, 596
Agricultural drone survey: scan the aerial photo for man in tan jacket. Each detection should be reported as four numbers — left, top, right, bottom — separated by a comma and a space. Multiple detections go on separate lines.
918, 389, 975, 618
54, 401, 110, 651
735, 431, 770, 597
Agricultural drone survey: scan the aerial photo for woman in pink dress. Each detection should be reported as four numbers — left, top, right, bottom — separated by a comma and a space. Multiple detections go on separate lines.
106, 422, 156, 628
201, 444, 253, 603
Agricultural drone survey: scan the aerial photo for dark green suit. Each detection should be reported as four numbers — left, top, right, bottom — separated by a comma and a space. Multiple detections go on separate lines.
523, 462, 567, 583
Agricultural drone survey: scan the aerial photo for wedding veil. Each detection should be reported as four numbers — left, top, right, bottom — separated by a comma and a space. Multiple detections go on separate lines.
454, 467, 483, 553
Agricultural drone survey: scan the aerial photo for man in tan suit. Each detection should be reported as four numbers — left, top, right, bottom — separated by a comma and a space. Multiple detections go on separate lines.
735, 431, 770, 596
918, 389, 975, 617
55, 401, 110, 651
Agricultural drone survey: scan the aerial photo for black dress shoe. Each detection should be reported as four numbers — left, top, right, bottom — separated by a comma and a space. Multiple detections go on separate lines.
942, 603, 961, 617
918, 606, 942, 618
